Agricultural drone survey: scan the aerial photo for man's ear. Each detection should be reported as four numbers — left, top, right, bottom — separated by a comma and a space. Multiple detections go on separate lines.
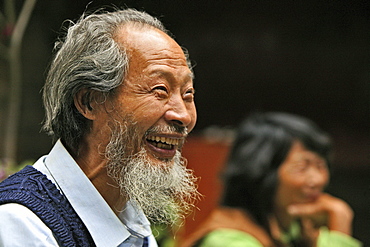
74, 89, 97, 120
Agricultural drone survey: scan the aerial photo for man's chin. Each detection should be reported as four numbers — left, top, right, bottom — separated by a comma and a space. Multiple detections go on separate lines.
148, 155, 176, 166
144, 145, 179, 164
113, 149, 197, 225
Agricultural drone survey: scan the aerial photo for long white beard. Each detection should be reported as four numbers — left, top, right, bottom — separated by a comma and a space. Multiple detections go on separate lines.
106, 121, 199, 225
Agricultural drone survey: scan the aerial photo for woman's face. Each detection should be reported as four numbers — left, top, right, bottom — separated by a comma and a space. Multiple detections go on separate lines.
274, 141, 329, 210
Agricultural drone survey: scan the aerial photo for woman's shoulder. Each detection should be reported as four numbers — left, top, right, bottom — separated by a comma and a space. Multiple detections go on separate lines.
180, 207, 273, 247
199, 228, 264, 247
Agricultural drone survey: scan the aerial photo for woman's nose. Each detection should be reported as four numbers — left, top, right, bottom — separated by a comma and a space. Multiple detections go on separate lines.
306, 166, 328, 189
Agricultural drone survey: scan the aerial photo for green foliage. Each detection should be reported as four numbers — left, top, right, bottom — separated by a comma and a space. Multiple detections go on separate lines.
0, 159, 33, 182
151, 224, 176, 247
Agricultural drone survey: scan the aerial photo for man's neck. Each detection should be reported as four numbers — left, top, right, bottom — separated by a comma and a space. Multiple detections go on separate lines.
73, 139, 127, 216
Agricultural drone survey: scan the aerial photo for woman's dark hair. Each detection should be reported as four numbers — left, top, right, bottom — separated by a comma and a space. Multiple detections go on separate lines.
220, 112, 332, 229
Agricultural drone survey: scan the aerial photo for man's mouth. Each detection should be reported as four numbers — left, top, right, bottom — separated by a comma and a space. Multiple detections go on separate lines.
146, 136, 180, 151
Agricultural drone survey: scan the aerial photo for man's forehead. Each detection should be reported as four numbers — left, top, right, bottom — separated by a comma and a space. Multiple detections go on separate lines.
115, 23, 172, 49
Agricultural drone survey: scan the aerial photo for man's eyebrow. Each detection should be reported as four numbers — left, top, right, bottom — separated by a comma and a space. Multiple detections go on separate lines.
149, 69, 194, 82
184, 72, 195, 80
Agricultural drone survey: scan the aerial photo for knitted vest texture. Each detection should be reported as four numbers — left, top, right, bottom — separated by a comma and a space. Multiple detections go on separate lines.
0, 165, 96, 247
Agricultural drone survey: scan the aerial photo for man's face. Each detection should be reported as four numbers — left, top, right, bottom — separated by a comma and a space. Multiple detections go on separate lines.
111, 24, 196, 162
103, 25, 198, 224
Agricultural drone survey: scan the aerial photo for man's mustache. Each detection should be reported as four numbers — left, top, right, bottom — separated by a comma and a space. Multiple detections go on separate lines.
146, 124, 188, 136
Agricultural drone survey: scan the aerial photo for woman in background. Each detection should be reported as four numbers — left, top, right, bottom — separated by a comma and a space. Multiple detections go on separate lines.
182, 112, 361, 247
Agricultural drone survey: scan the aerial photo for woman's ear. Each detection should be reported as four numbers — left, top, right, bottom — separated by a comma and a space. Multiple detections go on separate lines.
74, 89, 96, 120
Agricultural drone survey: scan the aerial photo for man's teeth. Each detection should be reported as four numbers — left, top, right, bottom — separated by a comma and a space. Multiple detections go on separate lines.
147, 136, 179, 145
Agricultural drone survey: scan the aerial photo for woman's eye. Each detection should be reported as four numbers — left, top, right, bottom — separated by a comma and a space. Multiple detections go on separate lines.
291, 162, 307, 172
316, 160, 327, 170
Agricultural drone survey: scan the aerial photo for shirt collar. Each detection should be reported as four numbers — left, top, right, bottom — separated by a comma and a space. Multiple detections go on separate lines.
119, 201, 152, 237
40, 140, 152, 246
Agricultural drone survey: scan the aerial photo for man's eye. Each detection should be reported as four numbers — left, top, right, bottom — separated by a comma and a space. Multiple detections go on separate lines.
187, 88, 195, 95
183, 88, 195, 101
185, 88, 195, 96
152, 86, 168, 99
153, 86, 168, 92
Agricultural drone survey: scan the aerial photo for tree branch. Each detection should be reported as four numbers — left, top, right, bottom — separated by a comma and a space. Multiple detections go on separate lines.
3, 0, 37, 164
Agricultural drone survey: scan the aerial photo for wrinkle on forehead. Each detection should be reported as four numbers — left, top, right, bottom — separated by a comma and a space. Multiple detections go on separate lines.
146, 69, 194, 85
115, 23, 192, 79
115, 23, 184, 58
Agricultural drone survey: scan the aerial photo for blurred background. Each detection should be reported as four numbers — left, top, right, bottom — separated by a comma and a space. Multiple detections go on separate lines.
0, 0, 369, 245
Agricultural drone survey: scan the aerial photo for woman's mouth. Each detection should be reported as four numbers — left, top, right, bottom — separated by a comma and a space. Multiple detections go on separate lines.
303, 192, 321, 202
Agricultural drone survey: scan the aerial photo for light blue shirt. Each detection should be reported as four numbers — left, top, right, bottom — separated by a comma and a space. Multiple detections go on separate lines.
0, 140, 158, 247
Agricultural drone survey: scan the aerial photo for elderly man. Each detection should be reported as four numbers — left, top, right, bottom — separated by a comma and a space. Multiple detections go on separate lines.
0, 8, 199, 247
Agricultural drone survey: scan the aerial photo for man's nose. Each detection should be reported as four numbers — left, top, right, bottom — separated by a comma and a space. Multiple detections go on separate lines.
164, 95, 192, 127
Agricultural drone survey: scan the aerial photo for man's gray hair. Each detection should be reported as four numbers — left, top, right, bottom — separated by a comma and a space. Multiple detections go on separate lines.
42, 9, 168, 151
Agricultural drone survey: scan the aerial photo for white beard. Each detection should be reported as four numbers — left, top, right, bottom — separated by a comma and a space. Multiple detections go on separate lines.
105, 121, 199, 225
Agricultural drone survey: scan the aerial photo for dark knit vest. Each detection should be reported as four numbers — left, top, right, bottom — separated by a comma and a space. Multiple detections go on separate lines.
0, 165, 96, 247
